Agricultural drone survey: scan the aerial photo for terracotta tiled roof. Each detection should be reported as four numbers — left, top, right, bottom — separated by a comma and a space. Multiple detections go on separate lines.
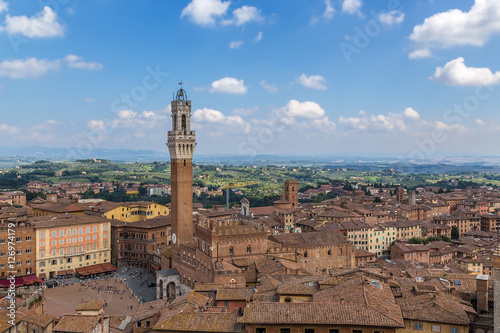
154, 312, 239, 332
216, 288, 254, 301
239, 302, 404, 327
250, 206, 276, 216
252, 290, 278, 302
16, 308, 55, 328
156, 303, 195, 324
53, 315, 101, 333
312, 275, 402, 326
355, 249, 376, 257
393, 242, 430, 253
397, 293, 475, 325
194, 283, 223, 292
277, 276, 323, 296
0, 309, 22, 331
30, 214, 108, 228
31, 202, 87, 213
132, 298, 167, 322
169, 291, 210, 308
111, 215, 171, 228
269, 231, 349, 247
77, 300, 106, 311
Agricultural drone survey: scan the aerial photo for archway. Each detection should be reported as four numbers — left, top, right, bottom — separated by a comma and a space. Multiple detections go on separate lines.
159, 280, 164, 299
167, 281, 176, 299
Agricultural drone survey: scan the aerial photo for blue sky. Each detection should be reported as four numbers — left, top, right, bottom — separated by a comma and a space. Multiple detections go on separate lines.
1, 0, 500, 160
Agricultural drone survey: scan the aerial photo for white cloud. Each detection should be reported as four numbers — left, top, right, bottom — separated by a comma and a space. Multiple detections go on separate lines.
87, 120, 105, 131
323, 0, 335, 19
181, 0, 230, 26
229, 6, 262, 26
342, 0, 362, 16
379, 10, 404, 25
410, 0, 500, 52
229, 40, 243, 49
192, 108, 250, 133
408, 49, 432, 59
339, 110, 411, 132
210, 77, 247, 94
278, 100, 325, 119
0, 54, 100, 79
142, 111, 156, 118
3, 6, 64, 38
311, 0, 335, 24
0, 123, 18, 135
65, 55, 103, 70
192, 108, 225, 123
254, 31, 263, 42
430, 57, 500, 86
0, 57, 60, 78
0, 0, 8, 14
84, 97, 100, 103
260, 80, 277, 93
312, 117, 336, 131
232, 106, 258, 116
117, 110, 138, 119
403, 107, 420, 120
28, 120, 60, 142
433, 121, 467, 133
298, 74, 327, 90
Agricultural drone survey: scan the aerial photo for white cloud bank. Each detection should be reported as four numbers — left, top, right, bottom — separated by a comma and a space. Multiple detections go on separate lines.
2, 6, 64, 38
210, 77, 247, 94
430, 57, 500, 86
409, 0, 500, 56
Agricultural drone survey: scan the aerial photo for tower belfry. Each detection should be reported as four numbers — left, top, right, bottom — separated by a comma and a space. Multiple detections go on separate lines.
167, 85, 196, 251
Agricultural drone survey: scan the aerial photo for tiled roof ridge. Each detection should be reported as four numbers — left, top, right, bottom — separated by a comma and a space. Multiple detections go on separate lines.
243, 302, 404, 327
432, 297, 471, 323
360, 276, 403, 326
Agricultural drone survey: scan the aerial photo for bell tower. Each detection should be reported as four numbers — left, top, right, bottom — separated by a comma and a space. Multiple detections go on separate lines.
167, 86, 196, 251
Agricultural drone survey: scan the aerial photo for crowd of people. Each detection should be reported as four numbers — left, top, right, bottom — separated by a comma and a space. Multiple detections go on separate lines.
78, 280, 126, 296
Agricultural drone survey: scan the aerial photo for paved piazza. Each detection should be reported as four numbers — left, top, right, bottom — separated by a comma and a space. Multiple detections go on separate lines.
44, 278, 140, 318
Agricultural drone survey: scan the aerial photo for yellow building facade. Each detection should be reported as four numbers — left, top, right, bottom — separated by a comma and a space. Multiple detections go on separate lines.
103, 202, 169, 222
397, 319, 468, 333
32, 215, 111, 279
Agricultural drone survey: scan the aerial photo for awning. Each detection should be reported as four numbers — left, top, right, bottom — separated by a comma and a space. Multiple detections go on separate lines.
0, 275, 43, 288
75, 263, 117, 277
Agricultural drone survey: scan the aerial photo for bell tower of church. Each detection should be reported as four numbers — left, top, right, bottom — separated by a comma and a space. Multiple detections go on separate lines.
167, 86, 196, 251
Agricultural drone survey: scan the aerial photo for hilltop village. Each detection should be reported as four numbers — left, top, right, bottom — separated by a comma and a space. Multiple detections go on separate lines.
0, 90, 499, 333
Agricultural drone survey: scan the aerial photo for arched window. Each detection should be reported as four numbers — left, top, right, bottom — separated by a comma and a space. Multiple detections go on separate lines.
181, 115, 186, 130
304, 251, 308, 258
284, 297, 292, 303
229, 246, 234, 256
328, 249, 331, 256
247, 245, 251, 253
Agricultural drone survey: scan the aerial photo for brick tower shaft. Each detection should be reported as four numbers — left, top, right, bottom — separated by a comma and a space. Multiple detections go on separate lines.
167, 87, 196, 250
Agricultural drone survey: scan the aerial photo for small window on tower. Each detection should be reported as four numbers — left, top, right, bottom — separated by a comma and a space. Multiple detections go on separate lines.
182, 115, 186, 131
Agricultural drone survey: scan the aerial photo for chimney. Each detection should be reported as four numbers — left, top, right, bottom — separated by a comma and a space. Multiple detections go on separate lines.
476, 274, 489, 314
